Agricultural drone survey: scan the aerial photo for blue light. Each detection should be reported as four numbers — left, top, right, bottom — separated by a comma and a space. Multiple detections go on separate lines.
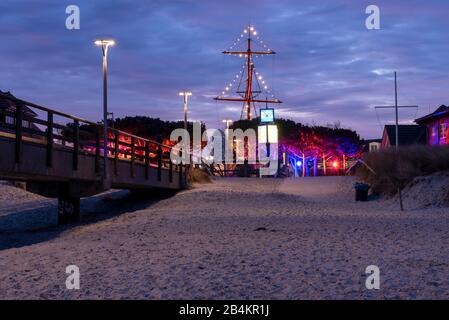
296, 160, 302, 167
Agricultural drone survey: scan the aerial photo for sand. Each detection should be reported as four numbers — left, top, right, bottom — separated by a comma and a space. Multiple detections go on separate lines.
0, 176, 448, 299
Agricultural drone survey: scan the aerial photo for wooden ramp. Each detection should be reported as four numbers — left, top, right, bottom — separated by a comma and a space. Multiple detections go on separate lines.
0, 92, 186, 224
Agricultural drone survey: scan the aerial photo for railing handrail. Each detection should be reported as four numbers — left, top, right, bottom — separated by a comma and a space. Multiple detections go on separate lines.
0, 92, 179, 151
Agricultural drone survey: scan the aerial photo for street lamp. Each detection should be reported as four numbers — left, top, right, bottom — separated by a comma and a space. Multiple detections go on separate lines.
95, 39, 115, 183
222, 119, 233, 130
178, 91, 192, 184
179, 91, 192, 131
107, 111, 114, 129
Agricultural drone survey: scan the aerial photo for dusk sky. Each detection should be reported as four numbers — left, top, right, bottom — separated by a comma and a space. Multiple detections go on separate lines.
1, 0, 449, 138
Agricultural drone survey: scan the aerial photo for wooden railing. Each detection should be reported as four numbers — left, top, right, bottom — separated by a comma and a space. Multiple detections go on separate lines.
0, 93, 184, 182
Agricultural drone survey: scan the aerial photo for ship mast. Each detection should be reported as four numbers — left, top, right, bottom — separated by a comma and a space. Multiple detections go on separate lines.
214, 25, 282, 120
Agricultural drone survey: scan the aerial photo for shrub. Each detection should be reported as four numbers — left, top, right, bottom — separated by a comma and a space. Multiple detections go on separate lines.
355, 145, 449, 197
188, 167, 212, 184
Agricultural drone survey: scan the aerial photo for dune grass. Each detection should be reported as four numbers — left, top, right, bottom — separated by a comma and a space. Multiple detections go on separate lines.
356, 145, 449, 196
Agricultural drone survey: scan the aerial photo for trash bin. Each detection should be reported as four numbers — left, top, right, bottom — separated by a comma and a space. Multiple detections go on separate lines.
354, 182, 370, 202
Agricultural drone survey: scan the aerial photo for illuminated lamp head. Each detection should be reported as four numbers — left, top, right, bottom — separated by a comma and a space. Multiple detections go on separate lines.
296, 160, 302, 167
332, 161, 339, 168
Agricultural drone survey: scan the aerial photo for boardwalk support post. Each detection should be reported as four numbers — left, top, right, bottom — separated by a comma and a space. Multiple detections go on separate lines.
72, 119, 79, 170
15, 105, 23, 164
157, 135, 162, 182
169, 156, 173, 183
95, 128, 101, 173
46, 111, 53, 168
144, 141, 149, 180
114, 132, 119, 176
131, 137, 135, 178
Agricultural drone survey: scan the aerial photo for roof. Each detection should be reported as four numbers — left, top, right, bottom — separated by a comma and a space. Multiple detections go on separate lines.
415, 105, 449, 124
364, 139, 382, 144
383, 125, 427, 146
0, 90, 38, 117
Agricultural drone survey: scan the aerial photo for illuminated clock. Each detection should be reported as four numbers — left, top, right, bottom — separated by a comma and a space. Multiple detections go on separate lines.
260, 108, 275, 123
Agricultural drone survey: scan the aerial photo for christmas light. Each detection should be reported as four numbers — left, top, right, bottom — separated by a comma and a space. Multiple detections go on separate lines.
216, 25, 282, 120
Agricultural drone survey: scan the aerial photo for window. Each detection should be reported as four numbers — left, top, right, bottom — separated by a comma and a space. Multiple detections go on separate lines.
5, 116, 14, 125
369, 143, 380, 152
431, 126, 437, 137
439, 123, 448, 140
22, 120, 30, 128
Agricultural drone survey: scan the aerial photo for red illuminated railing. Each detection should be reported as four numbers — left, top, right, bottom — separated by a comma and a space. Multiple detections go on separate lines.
0, 92, 184, 183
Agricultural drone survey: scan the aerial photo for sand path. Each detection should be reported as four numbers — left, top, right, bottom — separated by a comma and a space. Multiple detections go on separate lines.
1, 177, 448, 299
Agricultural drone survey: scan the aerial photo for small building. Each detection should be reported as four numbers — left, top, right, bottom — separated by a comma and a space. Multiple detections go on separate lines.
381, 125, 427, 149
369, 141, 381, 152
362, 139, 382, 152
0, 90, 40, 133
415, 105, 449, 146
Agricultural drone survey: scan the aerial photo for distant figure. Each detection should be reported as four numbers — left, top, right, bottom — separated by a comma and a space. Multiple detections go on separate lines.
278, 164, 292, 178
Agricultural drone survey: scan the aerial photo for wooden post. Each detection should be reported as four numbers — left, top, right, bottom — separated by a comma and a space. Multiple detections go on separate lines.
72, 120, 79, 171
95, 128, 101, 173
144, 141, 149, 180
15, 105, 23, 164
157, 136, 162, 182
114, 132, 119, 176
169, 156, 173, 183
46, 111, 53, 168
131, 137, 135, 178
178, 138, 183, 187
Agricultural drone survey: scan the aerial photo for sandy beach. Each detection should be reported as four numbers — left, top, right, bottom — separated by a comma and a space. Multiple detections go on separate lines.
1, 176, 449, 299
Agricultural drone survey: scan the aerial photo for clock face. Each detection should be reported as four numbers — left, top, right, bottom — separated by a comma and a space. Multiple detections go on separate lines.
260, 108, 274, 123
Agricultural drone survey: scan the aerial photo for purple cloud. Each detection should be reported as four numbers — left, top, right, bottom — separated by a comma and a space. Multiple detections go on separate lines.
1, 0, 448, 138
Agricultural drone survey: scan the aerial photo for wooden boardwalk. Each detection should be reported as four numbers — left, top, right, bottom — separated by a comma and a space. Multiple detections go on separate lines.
0, 92, 186, 223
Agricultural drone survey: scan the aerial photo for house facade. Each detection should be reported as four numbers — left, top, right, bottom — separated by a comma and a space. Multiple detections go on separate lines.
362, 139, 381, 152
415, 105, 449, 146
380, 125, 427, 149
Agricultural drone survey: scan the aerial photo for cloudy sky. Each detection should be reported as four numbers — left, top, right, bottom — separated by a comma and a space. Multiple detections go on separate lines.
1, 0, 449, 138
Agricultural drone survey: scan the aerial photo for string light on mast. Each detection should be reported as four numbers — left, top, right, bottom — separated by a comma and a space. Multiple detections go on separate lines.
214, 25, 282, 120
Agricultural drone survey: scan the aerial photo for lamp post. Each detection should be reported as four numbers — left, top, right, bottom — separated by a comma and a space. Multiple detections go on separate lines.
179, 91, 192, 183
179, 91, 192, 131
95, 39, 115, 183
107, 111, 114, 129
222, 119, 233, 130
